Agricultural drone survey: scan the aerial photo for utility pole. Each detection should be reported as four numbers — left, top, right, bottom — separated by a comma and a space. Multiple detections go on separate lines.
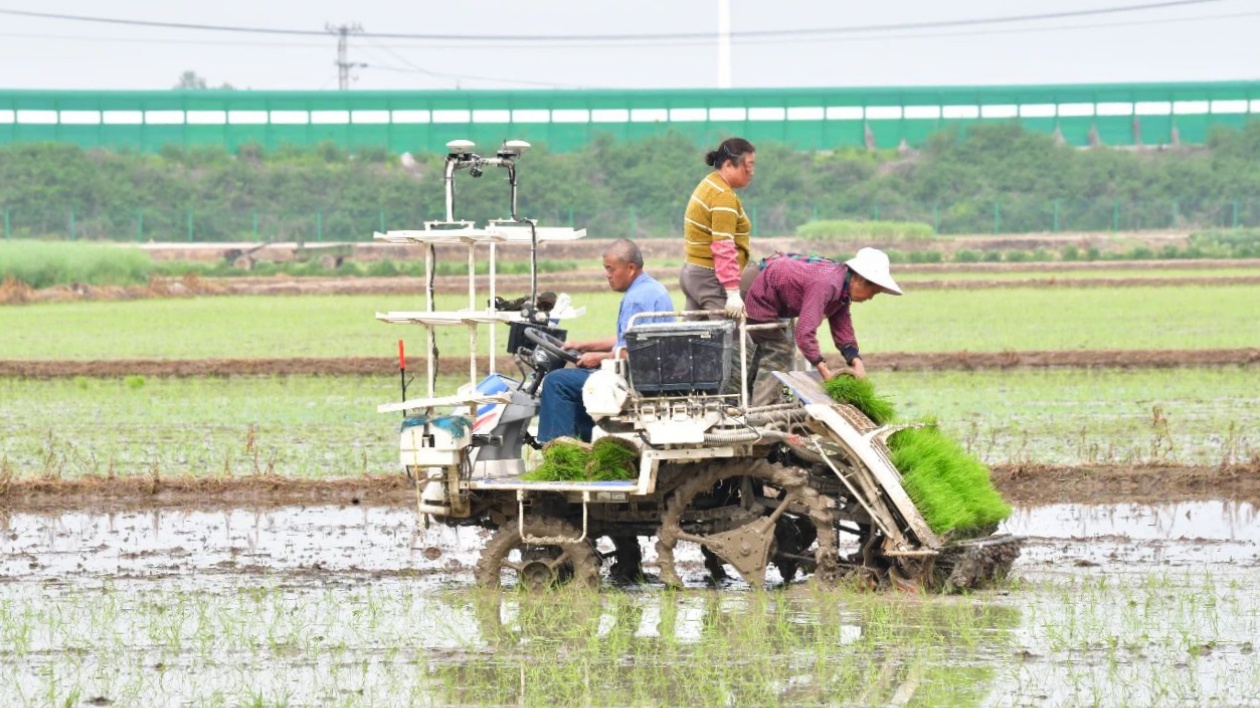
717, 0, 732, 88
326, 23, 366, 90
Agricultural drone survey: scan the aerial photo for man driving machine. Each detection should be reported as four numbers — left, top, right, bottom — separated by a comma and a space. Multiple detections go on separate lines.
535, 238, 673, 443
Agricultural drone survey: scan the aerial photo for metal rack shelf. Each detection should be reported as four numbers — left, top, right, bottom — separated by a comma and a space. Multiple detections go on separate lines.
374, 223, 586, 245
376, 308, 585, 326
378, 391, 512, 414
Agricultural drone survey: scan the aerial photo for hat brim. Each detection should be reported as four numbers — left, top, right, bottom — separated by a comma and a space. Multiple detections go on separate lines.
872, 276, 902, 296
855, 270, 901, 296
845, 253, 903, 296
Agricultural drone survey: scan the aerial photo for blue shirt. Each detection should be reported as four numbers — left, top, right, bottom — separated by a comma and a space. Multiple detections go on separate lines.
616, 272, 675, 348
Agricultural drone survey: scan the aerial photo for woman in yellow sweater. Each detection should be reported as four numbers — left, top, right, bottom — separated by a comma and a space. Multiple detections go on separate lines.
679, 137, 756, 318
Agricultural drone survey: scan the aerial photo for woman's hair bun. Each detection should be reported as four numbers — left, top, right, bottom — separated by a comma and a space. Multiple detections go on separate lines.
704, 150, 720, 167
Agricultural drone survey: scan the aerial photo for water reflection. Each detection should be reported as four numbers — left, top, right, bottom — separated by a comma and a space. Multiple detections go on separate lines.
422, 590, 1021, 706
1004, 500, 1259, 542
1003, 500, 1259, 567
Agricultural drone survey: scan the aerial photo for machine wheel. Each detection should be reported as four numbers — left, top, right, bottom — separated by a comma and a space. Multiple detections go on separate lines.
474, 516, 600, 591
655, 460, 837, 589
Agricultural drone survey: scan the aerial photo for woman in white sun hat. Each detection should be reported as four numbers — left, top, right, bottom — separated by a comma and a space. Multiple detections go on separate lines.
739, 247, 901, 403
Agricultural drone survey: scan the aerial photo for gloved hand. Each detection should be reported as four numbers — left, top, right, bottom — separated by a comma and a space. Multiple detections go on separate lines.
724, 288, 746, 319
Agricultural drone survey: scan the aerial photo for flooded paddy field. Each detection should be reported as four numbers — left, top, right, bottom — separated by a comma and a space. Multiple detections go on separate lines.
2, 499, 1257, 706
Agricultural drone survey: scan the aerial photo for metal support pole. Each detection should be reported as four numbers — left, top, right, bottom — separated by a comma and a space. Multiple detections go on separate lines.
993, 201, 1000, 234
426, 244, 436, 398
468, 242, 477, 386
739, 320, 749, 410
187, 209, 194, 242
488, 242, 497, 374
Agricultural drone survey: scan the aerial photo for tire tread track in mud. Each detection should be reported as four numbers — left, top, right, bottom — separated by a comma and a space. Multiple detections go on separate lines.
655, 460, 837, 589
473, 515, 600, 590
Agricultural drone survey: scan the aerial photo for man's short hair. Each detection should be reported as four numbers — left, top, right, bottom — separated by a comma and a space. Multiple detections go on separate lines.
605, 238, 644, 269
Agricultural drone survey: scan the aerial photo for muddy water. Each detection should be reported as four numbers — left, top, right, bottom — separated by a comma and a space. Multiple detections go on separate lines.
2, 502, 1258, 706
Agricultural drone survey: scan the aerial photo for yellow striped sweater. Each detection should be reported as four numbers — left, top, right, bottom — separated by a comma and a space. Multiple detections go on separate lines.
683, 172, 751, 274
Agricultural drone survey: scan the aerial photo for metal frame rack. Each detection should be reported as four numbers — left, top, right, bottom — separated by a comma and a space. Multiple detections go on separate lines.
373, 139, 586, 414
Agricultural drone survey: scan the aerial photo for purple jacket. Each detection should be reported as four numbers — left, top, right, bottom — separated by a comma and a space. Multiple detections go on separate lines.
745, 256, 860, 365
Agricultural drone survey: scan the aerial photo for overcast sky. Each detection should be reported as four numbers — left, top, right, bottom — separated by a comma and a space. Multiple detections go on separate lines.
0, 0, 1257, 91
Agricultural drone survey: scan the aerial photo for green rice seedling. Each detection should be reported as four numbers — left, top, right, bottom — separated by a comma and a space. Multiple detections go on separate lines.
584, 436, 639, 481
888, 423, 1012, 535
521, 438, 591, 481
823, 375, 896, 424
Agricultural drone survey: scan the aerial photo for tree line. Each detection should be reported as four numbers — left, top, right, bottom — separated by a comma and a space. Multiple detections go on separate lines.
2, 121, 1259, 241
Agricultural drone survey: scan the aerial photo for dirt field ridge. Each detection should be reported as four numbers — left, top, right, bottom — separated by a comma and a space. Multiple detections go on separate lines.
2, 348, 1256, 378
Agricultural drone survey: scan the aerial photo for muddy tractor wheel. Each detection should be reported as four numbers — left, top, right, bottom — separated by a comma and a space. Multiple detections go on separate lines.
474, 516, 600, 591
655, 461, 837, 589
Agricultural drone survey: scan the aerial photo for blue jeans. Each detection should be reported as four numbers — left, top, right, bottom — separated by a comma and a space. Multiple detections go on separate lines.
537, 367, 595, 443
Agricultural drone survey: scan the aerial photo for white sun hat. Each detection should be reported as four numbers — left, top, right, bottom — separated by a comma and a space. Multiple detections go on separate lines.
844, 247, 903, 296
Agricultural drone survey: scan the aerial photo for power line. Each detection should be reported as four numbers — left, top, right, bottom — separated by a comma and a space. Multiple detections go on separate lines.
360, 9, 1260, 50
0, 1, 1235, 44
0, 31, 328, 47
1, 9, 1257, 52
365, 63, 582, 89
352, 36, 584, 88
355, 38, 584, 88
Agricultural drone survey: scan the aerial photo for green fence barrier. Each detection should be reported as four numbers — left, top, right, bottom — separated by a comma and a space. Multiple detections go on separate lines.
2, 81, 1258, 153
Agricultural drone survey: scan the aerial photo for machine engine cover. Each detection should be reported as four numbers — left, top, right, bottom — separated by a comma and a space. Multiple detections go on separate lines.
400, 416, 472, 467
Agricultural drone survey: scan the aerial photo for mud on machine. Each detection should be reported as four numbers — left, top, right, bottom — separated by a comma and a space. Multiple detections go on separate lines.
374, 139, 1020, 590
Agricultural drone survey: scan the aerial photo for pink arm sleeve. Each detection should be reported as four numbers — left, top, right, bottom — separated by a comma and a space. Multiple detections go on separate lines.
711, 238, 741, 290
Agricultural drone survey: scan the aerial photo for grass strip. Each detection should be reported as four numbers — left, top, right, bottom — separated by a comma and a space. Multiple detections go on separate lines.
0, 240, 154, 288
796, 219, 936, 241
